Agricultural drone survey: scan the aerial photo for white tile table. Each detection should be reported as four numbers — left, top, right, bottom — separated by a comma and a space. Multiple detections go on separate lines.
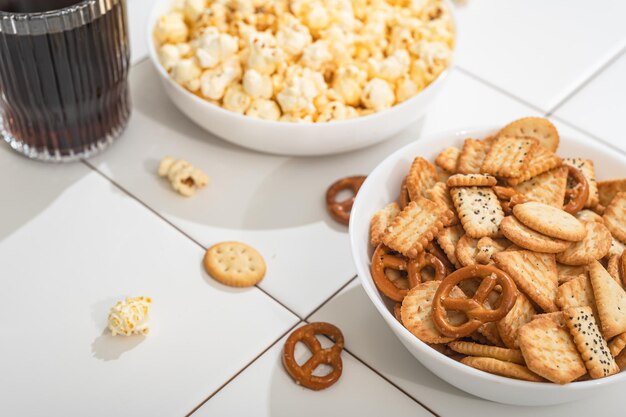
2, 0, 626, 416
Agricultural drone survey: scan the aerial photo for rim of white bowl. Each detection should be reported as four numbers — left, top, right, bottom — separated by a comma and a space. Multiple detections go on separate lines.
349, 126, 626, 391
146, 0, 457, 129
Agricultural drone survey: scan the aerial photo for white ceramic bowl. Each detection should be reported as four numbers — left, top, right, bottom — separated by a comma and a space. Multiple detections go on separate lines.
146, 0, 454, 156
349, 127, 626, 406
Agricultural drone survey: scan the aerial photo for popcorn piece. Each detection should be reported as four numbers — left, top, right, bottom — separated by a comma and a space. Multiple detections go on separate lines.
362, 78, 395, 111
396, 76, 420, 103
277, 67, 326, 115
276, 15, 312, 56
154, 12, 188, 44
158, 156, 209, 197
333, 64, 367, 106
182, 0, 205, 22
223, 84, 251, 113
172, 58, 202, 92
200, 57, 242, 100
194, 27, 238, 69
370, 49, 411, 82
158, 44, 183, 71
246, 98, 281, 121
246, 32, 284, 75
301, 41, 333, 71
107, 297, 152, 337
317, 101, 358, 122
242, 69, 273, 99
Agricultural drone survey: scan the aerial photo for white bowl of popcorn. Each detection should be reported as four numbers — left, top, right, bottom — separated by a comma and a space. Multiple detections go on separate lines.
147, 0, 455, 156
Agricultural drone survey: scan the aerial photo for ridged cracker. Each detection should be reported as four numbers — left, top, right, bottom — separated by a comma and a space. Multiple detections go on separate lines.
576, 209, 604, 224
563, 158, 599, 208
370, 202, 401, 246
518, 312, 587, 384
603, 192, 626, 243
451, 186, 504, 238
589, 260, 626, 339
457, 139, 491, 174
481, 136, 538, 178
406, 157, 439, 202
598, 179, 626, 207
500, 215, 571, 253
564, 306, 618, 379
556, 275, 598, 319
449, 341, 525, 364
556, 221, 612, 266
513, 202, 586, 242
507, 146, 563, 186
498, 117, 560, 152
608, 332, 626, 357
401, 281, 466, 344
447, 174, 497, 188
436, 225, 464, 268
456, 234, 479, 267
382, 197, 451, 258
204, 242, 266, 287
497, 292, 536, 349
461, 356, 545, 382
513, 166, 568, 208
606, 253, 621, 285
435, 146, 460, 173
425, 182, 459, 226
493, 250, 558, 312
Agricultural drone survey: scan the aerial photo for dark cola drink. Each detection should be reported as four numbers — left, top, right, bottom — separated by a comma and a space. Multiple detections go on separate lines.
0, 0, 130, 161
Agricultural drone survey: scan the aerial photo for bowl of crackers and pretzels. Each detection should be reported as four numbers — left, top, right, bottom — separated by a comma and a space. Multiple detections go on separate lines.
349, 117, 626, 406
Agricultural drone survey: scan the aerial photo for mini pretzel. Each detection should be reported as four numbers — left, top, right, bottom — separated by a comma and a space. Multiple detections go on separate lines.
326, 175, 366, 225
371, 244, 415, 302
408, 251, 449, 284
563, 165, 589, 214
282, 322, 344, 391
432, 265, 517, 338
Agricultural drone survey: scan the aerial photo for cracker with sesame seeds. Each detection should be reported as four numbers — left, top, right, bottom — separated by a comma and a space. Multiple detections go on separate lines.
457, 139, 491, 174
370, 202, 401, 246
513, 202, 586, 242
513, 166, 568, 208
576, 209, 604, 224
507, 145, 563, 186
425, 182, 459, 226
435, 146, 461, 173
493, 250, 559, 312
435, 225, 464, 268
589, 260, 626, 339
460, 357, 545, 382
451, 186, 504, 238
481, 136, 538, 178
556, 221, 611, 266
500, 215, 571, 254
518, 312, 587, 384
603, 192, 626, 243
455, 234, 479, 267
598, 179, 626, 207
381, 197, 452, 258
608, 332, 626, 357
401, 281, 466, 344
563, 158, 599, 208
447, 173, 497, 188
556, 275, 599, 319
564, 306, 618, 379
405, 157, 439, 202
497, 292, 536, 349
449, 341, 525, 364
498, 117, 560, 152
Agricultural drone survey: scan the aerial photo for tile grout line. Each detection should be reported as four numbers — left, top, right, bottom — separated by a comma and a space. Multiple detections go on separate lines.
548, 114, 626, 159
304, 275, 358, 321
546, 44, 626, 116
185, 321, 302, 417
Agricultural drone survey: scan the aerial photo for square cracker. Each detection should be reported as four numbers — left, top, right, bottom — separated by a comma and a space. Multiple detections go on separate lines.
370, 202, 400, 246
481, 136, 538, 178
382, 197, 450, 258
518, 312, 587, 384
598, 179, 626, 207
435, 146, 460, 173
556, 275, 598, 318
436, 225, 464, 268
425, 182, 459, 226
603, 192, 626, 243
493, 250, 558, 312
406, 157, 439, 202
507, 146, 563, 186
563, 158, 599, 208
451, 186, 504, 238
588, 260, 626, 339
564, 306, 618, 379
514, 166, 568, 208
497, 292, 536, 349
457, 139, 491, 174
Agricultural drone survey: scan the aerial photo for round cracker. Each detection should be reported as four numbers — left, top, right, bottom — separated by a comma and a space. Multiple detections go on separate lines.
513, 202, 586, 242
204, 241, 266, 287
500, 216, 571, 253
498, 117, 559, 152
556, 221, 611, 266
576, 209, 604, 224
401, 281, 466, 344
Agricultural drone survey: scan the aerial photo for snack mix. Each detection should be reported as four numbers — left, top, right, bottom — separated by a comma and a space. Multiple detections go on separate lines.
154, 0, 454, 122
107, 297, 152, 336
369, 117, 626, 383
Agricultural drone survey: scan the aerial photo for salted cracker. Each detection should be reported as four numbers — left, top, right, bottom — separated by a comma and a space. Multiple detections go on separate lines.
507, 145, 563, 186
588, 260, 626, 339
500, 215, 571, 254
513, 202, 586, 242
382, 197, 451, 258
518, 312, 587, 384
447, 174, 497, 188
435, 146, 460, 173
448, 341, 524, 364
598, 179, 626, 207
455, 234, 479, 267
370, 202, 401, 246
460, 357, 544, 382
555, 221, 612, 266
457, 138, 491, 174
451, 186, 504, 238
425, 182, 459, 226
603, 192, 626, 243
576, 209, 604, 224
493, 250, 558, 312
557, 264, 588, 284
608, 332, 626, 357
498, 117, 560, 152
563, 158, 599, 208
204, 242, 266, 287
497, 293, 536, 349
513, 166, 568, 208
405, 157, 439, 202
481, 136, 538, 178
474, 237, 511, 265
477, 321, 505, 346
556, 275, 598, 319
436, 225, 464, 268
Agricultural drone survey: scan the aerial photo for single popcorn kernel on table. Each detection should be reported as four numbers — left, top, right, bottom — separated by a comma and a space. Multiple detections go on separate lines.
155, 0, 454, 123
158, 156, 209, 197
107, 297, 152, 337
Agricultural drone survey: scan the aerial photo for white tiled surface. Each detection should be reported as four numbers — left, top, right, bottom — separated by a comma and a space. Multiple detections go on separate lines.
2, 0, 626, 416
